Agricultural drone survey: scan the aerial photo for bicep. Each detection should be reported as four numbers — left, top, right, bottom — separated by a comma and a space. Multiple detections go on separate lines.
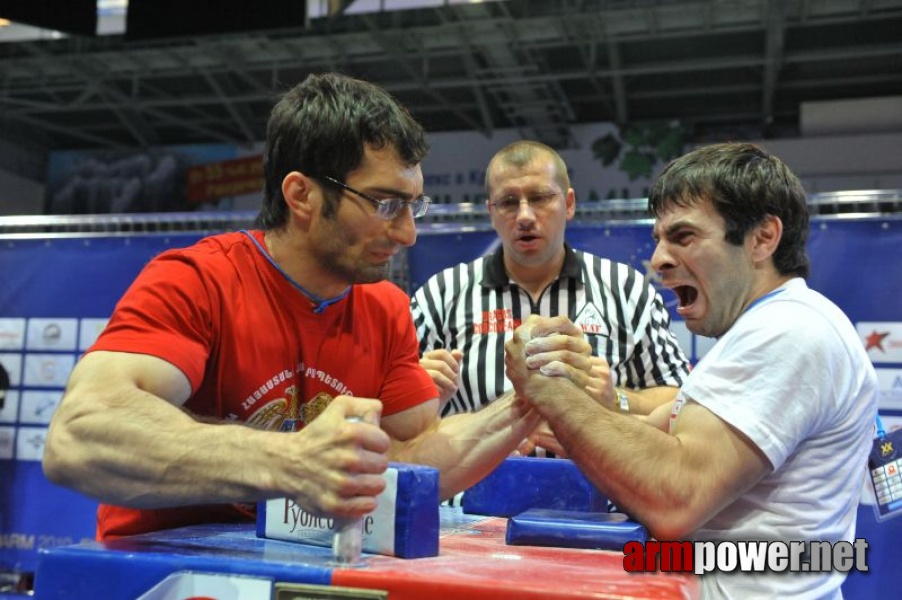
674, 402, 773, 516
642, 400, 673, 431
631, 385, 679, 414
381, 398, 440, 443
67, 350, 193, 407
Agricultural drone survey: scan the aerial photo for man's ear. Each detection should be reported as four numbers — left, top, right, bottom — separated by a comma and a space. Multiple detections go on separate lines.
751, 214, 783, 263
564, 187, 576, 220
282, 171, 316, 220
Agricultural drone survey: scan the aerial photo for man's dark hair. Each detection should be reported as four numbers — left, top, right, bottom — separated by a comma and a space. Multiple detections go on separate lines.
648, 142, 810, 278
255, 72, 429, 229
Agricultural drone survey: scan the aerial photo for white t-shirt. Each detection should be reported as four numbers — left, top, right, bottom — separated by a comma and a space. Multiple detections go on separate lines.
671, 278, 878, 599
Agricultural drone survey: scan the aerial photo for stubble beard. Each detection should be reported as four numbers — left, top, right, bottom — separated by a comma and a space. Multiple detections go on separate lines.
316, 218, 391, 285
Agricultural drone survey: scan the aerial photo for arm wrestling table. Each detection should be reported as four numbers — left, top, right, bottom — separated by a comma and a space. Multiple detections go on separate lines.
34, 508, 698, 600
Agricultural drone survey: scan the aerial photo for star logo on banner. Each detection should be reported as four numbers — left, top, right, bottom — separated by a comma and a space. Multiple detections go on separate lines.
865, 330, 890, 352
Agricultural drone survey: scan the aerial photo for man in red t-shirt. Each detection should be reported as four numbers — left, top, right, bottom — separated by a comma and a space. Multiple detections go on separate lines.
43, 73, 599, 540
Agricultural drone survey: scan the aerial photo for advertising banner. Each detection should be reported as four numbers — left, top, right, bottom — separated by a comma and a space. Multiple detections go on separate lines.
0, 234, 203, 573
2, 215, 900, 583
409, 216, 902, 404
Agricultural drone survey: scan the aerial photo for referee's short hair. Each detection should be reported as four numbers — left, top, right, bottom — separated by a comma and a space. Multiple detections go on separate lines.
485, 140, 570, 197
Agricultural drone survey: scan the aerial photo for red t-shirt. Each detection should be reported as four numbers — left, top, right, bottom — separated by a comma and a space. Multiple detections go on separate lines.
90, 230, 437, 539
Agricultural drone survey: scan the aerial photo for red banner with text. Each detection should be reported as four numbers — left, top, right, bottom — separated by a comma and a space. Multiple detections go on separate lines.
186, 155, 263, 203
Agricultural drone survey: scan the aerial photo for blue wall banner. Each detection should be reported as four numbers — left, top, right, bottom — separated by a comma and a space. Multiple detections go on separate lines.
0, 234, 204, 574
2, 216, 901, 597
410, 216, 902, 377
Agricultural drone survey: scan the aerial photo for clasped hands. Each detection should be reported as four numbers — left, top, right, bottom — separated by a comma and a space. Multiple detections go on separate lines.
420, 315, 617, 456
505, 315, 617, 457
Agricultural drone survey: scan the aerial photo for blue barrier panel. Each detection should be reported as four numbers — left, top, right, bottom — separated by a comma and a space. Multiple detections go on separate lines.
409, 216, 902, 597
2, 216, 901, 597
0, 234, 204, 574
842, 504, 902, 599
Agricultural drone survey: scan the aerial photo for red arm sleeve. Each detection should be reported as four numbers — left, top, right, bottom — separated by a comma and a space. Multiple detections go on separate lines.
88, 251, 217, 393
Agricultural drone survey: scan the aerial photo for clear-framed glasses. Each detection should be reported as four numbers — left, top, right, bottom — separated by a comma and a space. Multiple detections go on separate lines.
489, 192, 560, 217
320, 175, 431, 220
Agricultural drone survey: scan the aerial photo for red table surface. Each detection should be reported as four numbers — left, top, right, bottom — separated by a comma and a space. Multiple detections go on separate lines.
332, 515, 698, 599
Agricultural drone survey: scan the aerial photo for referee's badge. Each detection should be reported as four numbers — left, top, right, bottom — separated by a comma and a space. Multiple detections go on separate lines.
574, 303, 610, 336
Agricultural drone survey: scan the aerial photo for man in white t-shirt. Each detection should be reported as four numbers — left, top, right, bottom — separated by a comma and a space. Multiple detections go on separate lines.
505, 142, 878, 599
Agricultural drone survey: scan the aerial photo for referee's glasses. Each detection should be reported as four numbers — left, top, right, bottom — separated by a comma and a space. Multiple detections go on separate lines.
489, 192, 560, 217
321, 175, 431, 221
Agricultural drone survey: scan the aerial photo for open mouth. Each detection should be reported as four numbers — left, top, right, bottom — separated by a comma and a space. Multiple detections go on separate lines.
674, 285, 698, 308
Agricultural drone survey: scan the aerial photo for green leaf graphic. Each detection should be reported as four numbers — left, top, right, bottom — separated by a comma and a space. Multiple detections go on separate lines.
591, 133, 621, 167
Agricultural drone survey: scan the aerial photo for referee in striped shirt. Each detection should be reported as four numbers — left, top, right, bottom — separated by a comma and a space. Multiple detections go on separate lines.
411, 141, 689, 445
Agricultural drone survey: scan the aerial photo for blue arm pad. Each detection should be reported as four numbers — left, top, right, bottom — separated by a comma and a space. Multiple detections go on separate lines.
506, 509, 648, 550
462, 457, 608, 517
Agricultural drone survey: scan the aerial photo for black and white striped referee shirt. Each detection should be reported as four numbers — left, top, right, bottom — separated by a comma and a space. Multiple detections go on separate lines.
411, 243, 690, 416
